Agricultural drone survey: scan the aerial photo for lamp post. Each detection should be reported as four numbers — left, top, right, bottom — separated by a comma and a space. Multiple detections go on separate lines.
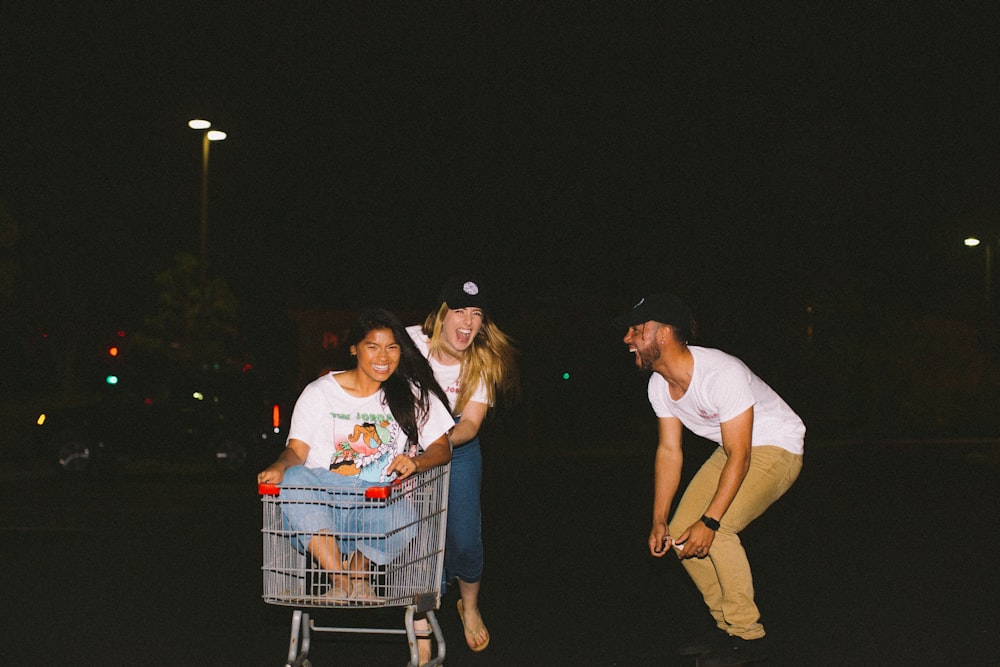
188, 119, 227, 291
966, 236, 998, 388
964, 237, 994, 314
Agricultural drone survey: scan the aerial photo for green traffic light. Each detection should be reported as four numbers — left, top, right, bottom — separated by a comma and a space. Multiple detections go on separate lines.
105, 375, 119, 385
562, 372, 570, 380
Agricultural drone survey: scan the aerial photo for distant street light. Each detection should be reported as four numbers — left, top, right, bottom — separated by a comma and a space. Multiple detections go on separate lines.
964, 236, 994, 313
188, 119, 227, 290
965, 237, 999, 387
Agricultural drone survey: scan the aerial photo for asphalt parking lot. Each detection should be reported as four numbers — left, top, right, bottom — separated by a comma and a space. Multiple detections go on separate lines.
1, 435, 997, 666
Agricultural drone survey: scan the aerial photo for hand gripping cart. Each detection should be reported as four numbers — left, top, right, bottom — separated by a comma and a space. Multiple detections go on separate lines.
259, 464, 450, 667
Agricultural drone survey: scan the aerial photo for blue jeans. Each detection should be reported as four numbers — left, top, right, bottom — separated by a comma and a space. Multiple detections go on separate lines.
278, 465, 417, 566
445, 434, 484, 584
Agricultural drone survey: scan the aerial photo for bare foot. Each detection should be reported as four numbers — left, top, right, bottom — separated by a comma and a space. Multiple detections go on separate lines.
414, 617, 432, 665
417, 637, 431, 665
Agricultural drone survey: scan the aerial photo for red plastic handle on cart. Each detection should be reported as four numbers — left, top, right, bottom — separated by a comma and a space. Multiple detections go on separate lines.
256, 481, 398, 498
365, 485, 393, 500
366, 474, 413, 499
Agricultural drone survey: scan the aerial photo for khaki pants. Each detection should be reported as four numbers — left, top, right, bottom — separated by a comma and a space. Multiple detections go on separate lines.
668, 445, 803, 640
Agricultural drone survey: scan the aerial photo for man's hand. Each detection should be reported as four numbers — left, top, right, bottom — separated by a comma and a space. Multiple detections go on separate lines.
674, 521, 716, 559
649, 523, 672, 557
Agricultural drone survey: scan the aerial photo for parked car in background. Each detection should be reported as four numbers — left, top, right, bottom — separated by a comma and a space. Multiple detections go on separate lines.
34, 365, 292, 474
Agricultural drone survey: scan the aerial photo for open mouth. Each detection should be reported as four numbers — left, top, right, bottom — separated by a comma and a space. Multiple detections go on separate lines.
372, 363, 392, 374
455, 328, 472, 345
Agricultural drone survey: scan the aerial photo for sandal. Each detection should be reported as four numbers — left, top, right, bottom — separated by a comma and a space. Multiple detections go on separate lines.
349, 577, 381, 602
322, 579, 351, 604
457, 599, 490, 652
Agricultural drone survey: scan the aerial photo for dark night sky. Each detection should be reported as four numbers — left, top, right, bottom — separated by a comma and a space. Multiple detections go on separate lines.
2, 3, 998, 358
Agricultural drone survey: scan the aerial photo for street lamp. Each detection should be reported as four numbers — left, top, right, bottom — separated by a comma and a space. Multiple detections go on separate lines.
965, 237, 999, 388
964, 236, 994, 313
188, 119, 227, 290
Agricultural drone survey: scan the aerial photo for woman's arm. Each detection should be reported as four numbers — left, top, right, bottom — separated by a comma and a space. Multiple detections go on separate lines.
448, 400, 488, 446
386, 434, 452, 479
257, 438, 309, 484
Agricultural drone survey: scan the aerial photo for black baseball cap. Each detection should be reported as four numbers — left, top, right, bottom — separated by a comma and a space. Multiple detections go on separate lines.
613, 293, 694, 341
437, 277, 488, 313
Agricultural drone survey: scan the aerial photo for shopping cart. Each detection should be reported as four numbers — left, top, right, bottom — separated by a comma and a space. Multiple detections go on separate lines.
260, 463, 450, 667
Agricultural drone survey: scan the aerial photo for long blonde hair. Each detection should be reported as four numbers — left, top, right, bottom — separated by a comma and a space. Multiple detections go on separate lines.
422, 303, 520, 415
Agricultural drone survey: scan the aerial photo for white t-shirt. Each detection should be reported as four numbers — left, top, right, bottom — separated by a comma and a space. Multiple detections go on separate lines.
648, 346, 805, 455
406, 325, 489, 415
288, 371, 455, 483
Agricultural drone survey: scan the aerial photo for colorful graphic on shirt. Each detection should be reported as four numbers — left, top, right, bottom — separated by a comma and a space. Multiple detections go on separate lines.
329, 414, 402, 482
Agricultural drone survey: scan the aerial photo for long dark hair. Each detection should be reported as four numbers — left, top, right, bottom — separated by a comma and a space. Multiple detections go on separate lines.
345, 308, 450, 445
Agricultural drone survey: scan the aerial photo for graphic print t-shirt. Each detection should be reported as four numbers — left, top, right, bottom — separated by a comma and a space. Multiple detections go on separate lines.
288, 372, 454, 483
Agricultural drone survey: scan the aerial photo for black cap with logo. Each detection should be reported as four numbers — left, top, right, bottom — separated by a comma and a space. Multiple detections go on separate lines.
437, 278, 488, 313
613, 292, 695, 342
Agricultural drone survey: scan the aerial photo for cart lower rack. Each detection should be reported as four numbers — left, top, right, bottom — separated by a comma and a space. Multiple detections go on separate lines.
260, 464, 450, 667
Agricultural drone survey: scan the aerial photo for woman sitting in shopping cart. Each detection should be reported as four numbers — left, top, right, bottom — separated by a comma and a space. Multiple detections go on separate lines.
257, 307, 455, 601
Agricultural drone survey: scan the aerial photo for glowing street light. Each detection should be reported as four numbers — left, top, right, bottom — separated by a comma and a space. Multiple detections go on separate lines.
965, 236, 994, 313
188, 119, 227, 289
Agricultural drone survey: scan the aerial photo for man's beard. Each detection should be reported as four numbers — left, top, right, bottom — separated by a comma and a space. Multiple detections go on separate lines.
637, 344, 659, 371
